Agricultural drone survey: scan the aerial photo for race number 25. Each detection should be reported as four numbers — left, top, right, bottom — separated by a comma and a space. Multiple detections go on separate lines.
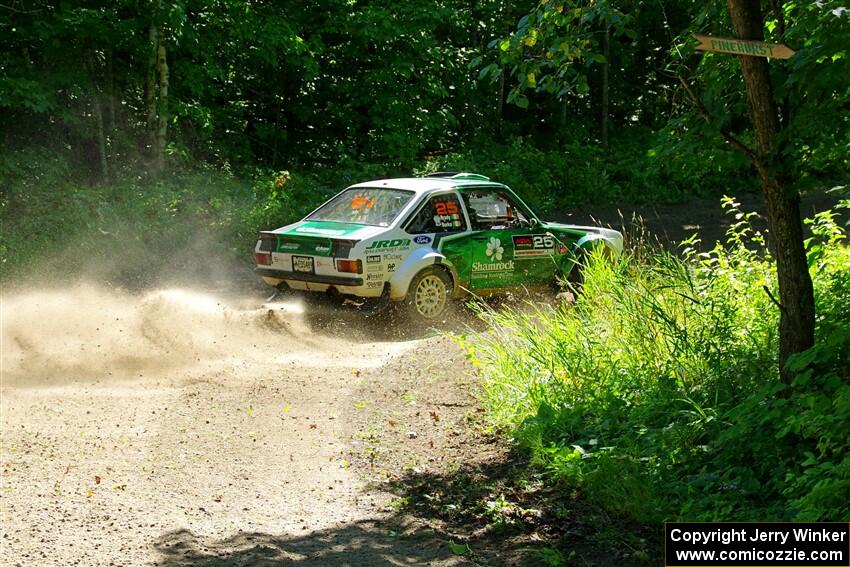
533, 235, 554, 248
435, 201, 459, 216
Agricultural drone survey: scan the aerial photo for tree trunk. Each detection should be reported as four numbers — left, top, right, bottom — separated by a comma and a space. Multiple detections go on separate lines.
560, 97, 568, 128
92, 92, 110, 184
727, 0, 815, 381
154, 41, 169, 173
601, 24, 610, 148
84, 48, 109, 184
496, 64, 505, 140
106, 47, 116, 132
145, 23, 159, 159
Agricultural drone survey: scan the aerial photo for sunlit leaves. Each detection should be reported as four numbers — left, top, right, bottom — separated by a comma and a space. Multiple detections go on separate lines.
480, 0, 634, 109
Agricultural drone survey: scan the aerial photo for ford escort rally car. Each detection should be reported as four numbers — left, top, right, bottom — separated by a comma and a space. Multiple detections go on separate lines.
254, 172, 623, 320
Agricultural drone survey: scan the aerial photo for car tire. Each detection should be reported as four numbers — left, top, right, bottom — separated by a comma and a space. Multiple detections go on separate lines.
405, 267, 453, 322
566, 250, 587, 287
565, 243, 612, 290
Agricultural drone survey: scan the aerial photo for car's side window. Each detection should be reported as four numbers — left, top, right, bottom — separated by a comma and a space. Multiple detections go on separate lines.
463, 190, 529, 230
406, 193, 467, 234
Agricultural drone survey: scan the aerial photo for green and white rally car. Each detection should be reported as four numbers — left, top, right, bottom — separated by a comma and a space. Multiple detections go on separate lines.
254, 173, 623, 320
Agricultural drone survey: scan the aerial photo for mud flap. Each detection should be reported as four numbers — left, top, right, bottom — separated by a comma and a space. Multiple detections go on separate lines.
360, 283, 393, 317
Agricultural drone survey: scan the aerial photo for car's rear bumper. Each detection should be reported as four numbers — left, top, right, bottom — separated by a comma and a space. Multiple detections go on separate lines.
254, 267, 364, 287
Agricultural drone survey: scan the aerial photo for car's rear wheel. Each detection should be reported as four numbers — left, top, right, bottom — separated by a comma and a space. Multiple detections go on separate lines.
406, 267, 452, 321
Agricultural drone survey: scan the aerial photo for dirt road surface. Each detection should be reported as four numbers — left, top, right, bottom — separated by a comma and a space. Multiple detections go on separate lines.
1, 285, 485, 566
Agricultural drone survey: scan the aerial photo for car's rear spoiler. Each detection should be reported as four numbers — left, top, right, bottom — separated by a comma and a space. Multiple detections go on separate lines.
256, 231, 359, 258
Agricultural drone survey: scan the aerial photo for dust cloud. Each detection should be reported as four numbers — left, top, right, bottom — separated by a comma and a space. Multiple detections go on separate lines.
0, 284, 313, 384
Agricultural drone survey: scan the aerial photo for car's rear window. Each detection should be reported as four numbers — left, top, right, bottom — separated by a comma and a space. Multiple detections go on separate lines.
308, 187, 415, 227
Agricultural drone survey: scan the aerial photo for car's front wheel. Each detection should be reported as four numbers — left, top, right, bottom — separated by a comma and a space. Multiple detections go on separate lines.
405, 267, 452, 321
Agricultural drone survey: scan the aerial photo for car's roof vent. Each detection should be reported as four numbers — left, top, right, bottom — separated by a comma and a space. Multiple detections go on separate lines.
424, 172, 491, 181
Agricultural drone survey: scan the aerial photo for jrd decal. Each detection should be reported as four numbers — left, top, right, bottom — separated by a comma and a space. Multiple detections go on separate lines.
366, 239, 411, 250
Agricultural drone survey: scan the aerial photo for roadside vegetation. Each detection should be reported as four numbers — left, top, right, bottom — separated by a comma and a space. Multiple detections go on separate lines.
466, 195, 850, 528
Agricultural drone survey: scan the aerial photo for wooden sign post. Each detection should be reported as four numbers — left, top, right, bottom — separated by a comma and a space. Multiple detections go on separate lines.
694, 34, 795, 59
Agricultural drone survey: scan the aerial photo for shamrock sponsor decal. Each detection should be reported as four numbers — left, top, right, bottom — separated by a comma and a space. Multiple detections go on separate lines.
486, 237, 504, 261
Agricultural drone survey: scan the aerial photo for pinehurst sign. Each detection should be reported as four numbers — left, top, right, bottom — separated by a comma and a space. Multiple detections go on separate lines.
694, 34, 795, 60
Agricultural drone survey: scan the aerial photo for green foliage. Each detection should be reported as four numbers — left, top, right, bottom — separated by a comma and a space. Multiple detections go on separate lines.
0, 150, 334, 283
535, 546, 568, 567
418, 132, 719, 213
481, 0, 849, 191
1, 0, 506, 172
241, 170, 333, 237
3, 0, 846, 201
666, 0, 850, 190
481, 0, 635, 104
467, 199, 850, 523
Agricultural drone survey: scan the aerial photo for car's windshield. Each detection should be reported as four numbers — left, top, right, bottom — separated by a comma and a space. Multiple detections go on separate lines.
308, 187, 415, 227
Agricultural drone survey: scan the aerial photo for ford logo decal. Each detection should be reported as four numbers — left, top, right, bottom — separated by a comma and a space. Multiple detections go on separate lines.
413, 235, 432, 245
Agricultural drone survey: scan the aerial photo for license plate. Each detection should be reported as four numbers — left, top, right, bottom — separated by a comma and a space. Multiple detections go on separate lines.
292, 256, 314, 273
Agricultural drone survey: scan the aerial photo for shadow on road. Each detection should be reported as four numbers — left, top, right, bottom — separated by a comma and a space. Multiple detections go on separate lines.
374, 450, 657, 567
278, 287, 563, 344
151, 451, 651, 566
154, 519, 462, 566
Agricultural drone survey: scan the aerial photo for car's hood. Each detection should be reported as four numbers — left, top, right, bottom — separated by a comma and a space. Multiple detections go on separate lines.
270, 220, 387, 241
543, 222, 624, 254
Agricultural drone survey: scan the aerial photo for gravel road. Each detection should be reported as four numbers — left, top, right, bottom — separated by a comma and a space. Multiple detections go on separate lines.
1, 285, 475, 566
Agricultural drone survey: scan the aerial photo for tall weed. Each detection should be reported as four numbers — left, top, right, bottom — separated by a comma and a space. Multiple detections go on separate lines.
467, 197, 850, 522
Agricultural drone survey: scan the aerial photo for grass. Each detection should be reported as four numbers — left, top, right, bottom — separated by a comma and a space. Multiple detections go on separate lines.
465, 194, 850, 525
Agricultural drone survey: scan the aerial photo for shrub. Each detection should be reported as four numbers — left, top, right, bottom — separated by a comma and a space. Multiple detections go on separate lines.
465, 196, 850, 522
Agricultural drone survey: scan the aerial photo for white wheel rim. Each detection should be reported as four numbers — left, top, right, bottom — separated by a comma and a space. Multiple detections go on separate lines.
414, 275, 447, 318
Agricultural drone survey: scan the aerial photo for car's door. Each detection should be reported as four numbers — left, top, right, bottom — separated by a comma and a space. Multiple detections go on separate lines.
444, 188, 561, 292
403, 190, 470, 281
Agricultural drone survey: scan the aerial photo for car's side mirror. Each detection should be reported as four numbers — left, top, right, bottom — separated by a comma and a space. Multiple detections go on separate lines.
528, 218, 539, 230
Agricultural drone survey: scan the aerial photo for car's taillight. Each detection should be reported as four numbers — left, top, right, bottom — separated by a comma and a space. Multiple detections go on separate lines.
254, 252, 272, 265
336, 259, 362, 274
257, 232, 276, 252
